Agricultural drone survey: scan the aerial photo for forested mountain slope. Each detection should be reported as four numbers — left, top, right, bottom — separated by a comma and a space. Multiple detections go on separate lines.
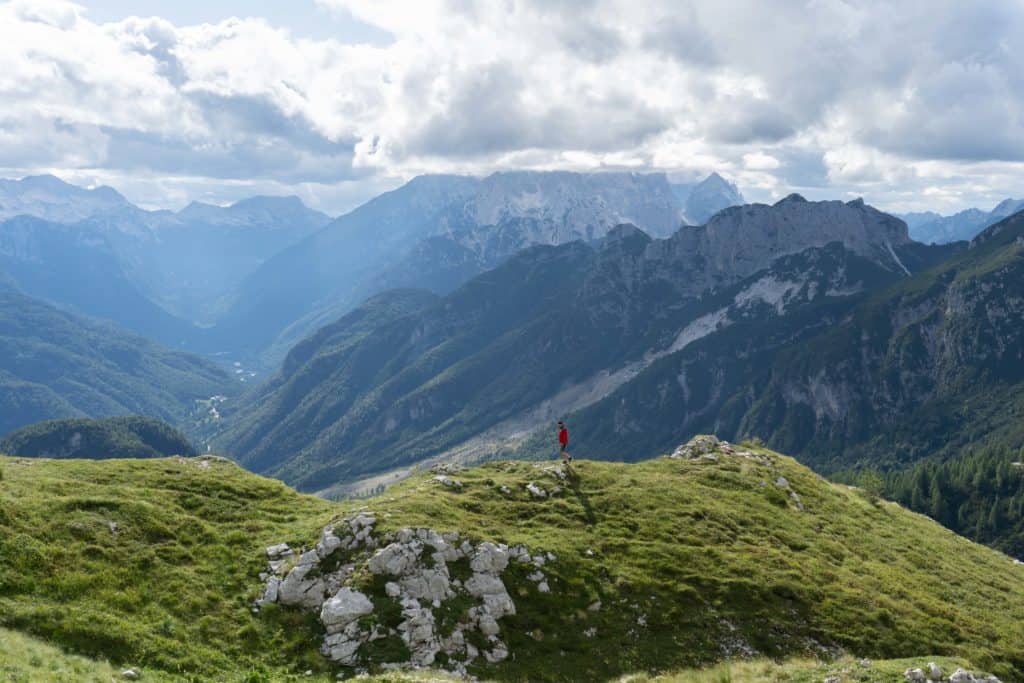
215, 196, 941, 490
0, 283, 234, 436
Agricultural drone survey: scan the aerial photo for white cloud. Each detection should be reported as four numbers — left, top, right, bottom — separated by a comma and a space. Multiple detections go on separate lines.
0, 0, 1022, 214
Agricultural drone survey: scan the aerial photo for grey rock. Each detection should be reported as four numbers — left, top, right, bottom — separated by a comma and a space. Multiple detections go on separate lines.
369, 541, 422, 576
317, 528, 343, 559
526, 482, 547, 498
278, 564, 326, 610
478, 614, 500, 637
484, 639, 509, 663
949, 670, 976, 683
926, 662, 943, 680
260, 577, 280, 604
321, 629, 362, 665
266, 543, 291, 559
121, 669, 140, 681
400, 567, 453, 603
670, 435, 721, 459
904, 669, 926, 683
320, 588, 374, 634
471, 542, 509, 574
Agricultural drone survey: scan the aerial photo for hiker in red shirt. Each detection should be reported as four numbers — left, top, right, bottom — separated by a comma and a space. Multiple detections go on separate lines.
558, 421, 571, 464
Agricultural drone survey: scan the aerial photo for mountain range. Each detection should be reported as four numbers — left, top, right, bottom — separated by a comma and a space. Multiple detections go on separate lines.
211, 170, 744, 364
213, 194, 962, 492
901, 198, 1024, 244
0, 172, 744, 367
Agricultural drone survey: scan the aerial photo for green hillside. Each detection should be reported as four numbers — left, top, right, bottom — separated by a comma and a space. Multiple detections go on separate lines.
0, 416, 196, 460
1, 438, 1022, 681
0, 284, 236, 437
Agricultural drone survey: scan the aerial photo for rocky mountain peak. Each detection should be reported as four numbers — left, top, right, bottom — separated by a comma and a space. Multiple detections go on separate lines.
0, 174, 132, 223
464, 170, 682, 241
990, 198, 1024, 218
685, 196, 912, 283
682, 172, 745, 224
775, 193, 808, 205
601, 222, 652, 244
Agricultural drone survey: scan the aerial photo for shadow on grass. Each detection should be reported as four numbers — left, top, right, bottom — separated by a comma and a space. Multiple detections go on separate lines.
565, 464, 597, 526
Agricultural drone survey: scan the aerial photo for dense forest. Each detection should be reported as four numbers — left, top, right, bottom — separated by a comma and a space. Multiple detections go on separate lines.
872, 443, 1024, 559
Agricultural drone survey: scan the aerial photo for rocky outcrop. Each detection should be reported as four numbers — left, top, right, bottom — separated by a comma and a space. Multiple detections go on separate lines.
903, 663, 1001, 683
670, 436, 805, 510
257, 512, 553, 675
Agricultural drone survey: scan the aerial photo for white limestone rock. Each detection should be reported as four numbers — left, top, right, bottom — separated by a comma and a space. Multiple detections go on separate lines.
277, 563, 326, 610
266, 543, 291, 560
526, 482, 547, 498
320, 588, 374, 634
671, 435, 721, 459
369, 541, 422, 577
471, 542, 509, 574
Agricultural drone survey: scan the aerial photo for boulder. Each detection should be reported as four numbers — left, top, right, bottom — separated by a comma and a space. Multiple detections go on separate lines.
485, 640, 509, 663
400, 567, 453, 603
471, 542, 509, 574
120, 669, 140, 681
369, 541, 421, 576
926, 662, 943, 680
905, 669, 926, 683
526, 483, 547, 498
478, 614, 501, 637
949, 670, 976, 683
266, 543, 291, 559
320, 588, 374, 634
670, 435, 721, 459
278, 563, 326, 610
317, 528, 343, 559
260, 577, 280, 604
321, 628, 363, 665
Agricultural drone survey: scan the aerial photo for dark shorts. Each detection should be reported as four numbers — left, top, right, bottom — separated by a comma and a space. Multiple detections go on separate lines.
560, 443, 567, 452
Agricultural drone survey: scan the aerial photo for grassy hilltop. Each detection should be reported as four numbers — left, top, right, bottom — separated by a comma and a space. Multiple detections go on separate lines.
1, 440, 1023, 681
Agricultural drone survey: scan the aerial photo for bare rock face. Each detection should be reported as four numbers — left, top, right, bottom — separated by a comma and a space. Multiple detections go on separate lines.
256, 513, 552, 676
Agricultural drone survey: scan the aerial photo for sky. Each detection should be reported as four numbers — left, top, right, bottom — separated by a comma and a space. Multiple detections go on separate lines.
0, 0, 1022, 216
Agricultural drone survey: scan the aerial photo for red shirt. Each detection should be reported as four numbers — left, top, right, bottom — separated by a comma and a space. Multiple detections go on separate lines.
559, 428, 569, 445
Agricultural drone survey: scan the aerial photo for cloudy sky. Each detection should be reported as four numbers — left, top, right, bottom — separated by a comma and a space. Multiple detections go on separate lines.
1, 0, 1022, 215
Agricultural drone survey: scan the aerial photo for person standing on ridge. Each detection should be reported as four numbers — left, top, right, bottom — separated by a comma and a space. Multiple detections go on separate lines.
558, 421, 571, 463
